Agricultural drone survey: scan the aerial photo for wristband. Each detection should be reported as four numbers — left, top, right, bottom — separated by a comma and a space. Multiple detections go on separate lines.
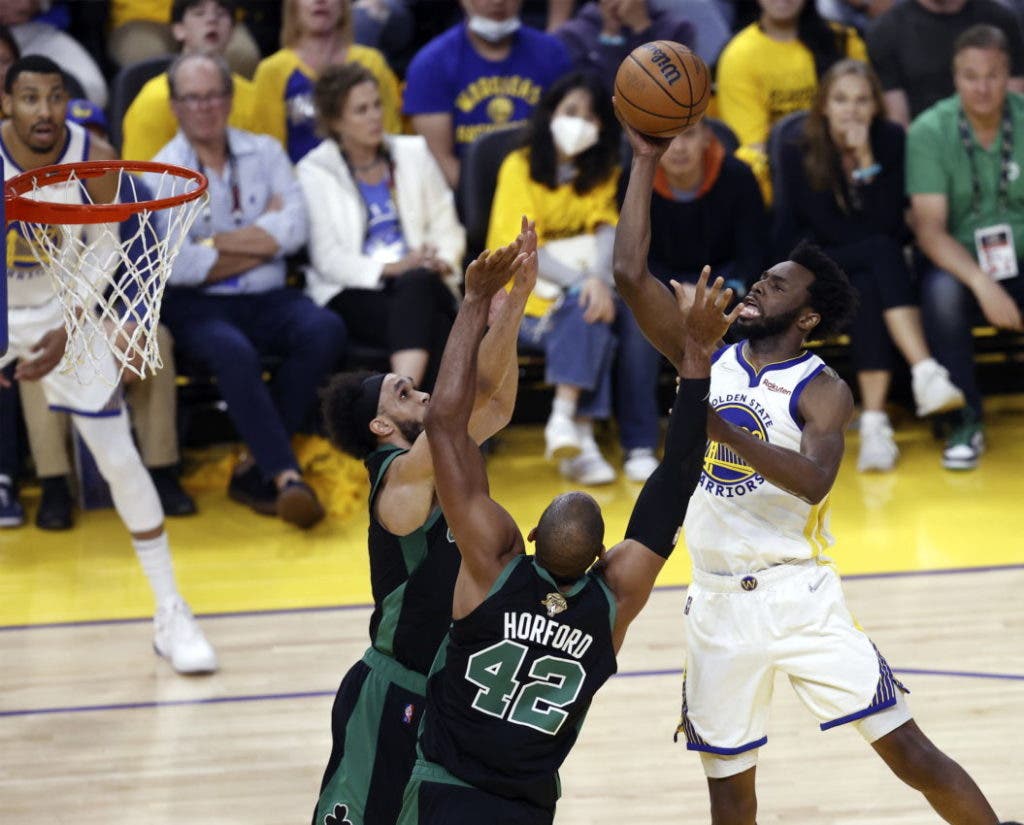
851, 163, 881, 182
598, 32, 626, 46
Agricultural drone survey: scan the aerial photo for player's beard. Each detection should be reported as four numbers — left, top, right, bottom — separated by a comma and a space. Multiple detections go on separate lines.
398, 419, 424, 444
735, 305, 802, 341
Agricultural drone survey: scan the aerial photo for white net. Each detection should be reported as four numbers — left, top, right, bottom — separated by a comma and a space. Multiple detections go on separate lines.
15, 166, 207, 385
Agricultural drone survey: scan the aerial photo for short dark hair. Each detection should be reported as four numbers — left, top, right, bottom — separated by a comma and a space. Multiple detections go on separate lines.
5, 55, 63, 94
954, 23, 1010, 60
171, 0, 237, 24
534, 492, 604, 581
788, 241, 859, 339
314, 63, 377, 141
166, 52, 233, 99
321, 370, 384, 460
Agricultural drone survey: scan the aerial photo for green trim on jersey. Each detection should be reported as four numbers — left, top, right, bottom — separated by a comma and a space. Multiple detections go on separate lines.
593, 573, 618, 632
368, 444, 405, 499
531, 558, 590, 598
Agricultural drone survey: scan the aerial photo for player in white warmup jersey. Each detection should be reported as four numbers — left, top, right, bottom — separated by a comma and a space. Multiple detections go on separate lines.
0, 56, 216, 674
613, 118, 1019, 825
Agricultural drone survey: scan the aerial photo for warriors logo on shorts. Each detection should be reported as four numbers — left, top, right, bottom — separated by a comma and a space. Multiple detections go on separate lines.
703, 402, 768, 485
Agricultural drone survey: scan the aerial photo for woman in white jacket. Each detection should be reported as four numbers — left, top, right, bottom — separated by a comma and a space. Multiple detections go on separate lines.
298, 63, 465, 389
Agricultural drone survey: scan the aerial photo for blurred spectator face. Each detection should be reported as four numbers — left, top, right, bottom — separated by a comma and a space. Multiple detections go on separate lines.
660, 125, 710, 179
0, 0, 38, 27
460, 0, 523, 23
332, 78, 384, 152
0, 34, 17, 89
550, 86, 601, 159
757, 0, 805, 25
173, 0, 235, 56
954, 45, 1009, 122
170, 58, 232, 145
295, 0, 348, 37
1, 67, 67, 154
822, 72, 877, 140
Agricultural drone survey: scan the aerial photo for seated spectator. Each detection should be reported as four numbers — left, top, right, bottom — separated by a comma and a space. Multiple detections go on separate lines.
107, 0, 261, 77
555, 0, 695, 92
0, 23, 18, 89
121, 0, 259, 161
252, 0, 401, 164
297, 64, 464, 391
150, 53, 347, 527
641, 118, 767, 295
0, 0, 108, 105
352, 0, 414, 68
716, 0, 866, 200
403, 0, 572, 188
488, 71, 662, 484
908, 24, 1024, 471
866, 0, 1024, 128
774, 59, 965, 472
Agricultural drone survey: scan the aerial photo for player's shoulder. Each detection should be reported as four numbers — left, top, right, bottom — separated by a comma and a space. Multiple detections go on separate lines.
87, 134, 118, 162
801, 365, 853, 417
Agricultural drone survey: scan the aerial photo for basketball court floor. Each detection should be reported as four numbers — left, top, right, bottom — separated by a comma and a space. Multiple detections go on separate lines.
1, 403, 1022, 824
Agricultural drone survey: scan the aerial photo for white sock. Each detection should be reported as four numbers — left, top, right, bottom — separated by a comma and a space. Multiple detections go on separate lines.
911, 357, 939, 379
575, 418, 595, 442
860, 410, 889, 429
552, 397, 576, 420
132, 532, 180, 606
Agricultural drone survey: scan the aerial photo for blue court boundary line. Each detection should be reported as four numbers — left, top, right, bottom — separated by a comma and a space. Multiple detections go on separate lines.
2, 665, 1022, 719
3, 562, 1023, 633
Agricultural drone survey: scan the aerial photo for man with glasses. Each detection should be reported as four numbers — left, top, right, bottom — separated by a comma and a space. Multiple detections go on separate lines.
150, 52, 347, 528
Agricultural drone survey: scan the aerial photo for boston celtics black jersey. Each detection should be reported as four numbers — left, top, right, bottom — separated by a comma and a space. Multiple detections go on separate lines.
365, 446, 462, 676
419, 554, 618, 810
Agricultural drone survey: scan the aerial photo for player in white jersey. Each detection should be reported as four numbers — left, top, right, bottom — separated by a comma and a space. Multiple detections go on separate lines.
0, 56, 216, 674
612, 117, 1019, 825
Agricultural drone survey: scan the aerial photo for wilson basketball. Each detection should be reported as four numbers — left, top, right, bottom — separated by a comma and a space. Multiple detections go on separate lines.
613, 40, 710, 137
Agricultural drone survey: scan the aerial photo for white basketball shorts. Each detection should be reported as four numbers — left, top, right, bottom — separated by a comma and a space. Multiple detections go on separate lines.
1, 300, 121, 415
676, 558, 911, 778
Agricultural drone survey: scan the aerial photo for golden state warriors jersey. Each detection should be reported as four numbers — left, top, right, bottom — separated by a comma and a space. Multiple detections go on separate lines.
2, 121, 90, 308
683, 341, 834, 574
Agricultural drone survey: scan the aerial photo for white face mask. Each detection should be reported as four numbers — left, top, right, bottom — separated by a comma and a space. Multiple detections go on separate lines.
550, 115, 600, 157
467, 14, 521, 43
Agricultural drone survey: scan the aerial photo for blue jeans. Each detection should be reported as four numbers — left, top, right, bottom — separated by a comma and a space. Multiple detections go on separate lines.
919, 266, 1024, 418
519, 294, 661, 450
162, 287, 347, 478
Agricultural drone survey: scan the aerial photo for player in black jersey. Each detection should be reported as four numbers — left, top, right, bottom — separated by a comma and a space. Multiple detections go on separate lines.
313, 222, 538, 825
396, 257, 742, 824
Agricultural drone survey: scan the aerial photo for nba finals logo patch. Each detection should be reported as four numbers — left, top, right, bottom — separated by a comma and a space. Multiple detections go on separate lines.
541, 593, 567, 617
701, 399, 770, 497
324, 803, 352, 825
402, 703, 415, 725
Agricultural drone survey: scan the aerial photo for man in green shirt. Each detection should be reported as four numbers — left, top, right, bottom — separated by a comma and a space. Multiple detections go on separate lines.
908, 23, 1024, 470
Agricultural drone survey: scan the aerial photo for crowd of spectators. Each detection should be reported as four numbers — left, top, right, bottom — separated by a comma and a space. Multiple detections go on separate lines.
3, 0, 1024, 532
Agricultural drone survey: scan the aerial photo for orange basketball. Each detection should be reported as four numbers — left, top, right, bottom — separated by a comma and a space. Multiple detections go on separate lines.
613, 40, 710, 137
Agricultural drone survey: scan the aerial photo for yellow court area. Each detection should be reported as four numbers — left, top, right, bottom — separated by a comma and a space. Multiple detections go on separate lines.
2, 401, 1024, 626
1, 405, 1023, 825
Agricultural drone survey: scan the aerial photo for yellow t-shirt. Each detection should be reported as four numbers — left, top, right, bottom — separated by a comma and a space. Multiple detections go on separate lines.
110, 0, 171, 28
121, 72, 259, 160
251, 46, 403, 163
487, 148, 620, 317
716, 22, 867, 201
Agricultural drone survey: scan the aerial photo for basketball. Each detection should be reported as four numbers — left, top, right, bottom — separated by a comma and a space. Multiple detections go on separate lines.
613, 40, 710, 138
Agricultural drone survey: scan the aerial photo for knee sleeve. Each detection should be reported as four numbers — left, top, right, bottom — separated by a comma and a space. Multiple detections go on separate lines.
72, 409, 163, 533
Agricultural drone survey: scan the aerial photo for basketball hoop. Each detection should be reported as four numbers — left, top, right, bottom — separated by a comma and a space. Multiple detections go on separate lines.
5, 160, 208, 384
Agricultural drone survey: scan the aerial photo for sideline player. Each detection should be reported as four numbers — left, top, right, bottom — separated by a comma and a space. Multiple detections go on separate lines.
397, 256, 740, 822
613, 116, 1018, 825
0, 56, 216, 674
313, 221, 536, 825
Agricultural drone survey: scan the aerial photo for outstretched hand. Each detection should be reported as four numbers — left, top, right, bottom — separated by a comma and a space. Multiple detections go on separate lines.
613, 100, 673, 160
670, 266, 742, 352
465, 232, 528, 302
510, 215, 538, 298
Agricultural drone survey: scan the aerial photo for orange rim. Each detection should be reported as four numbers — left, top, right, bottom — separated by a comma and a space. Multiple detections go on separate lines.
4, 160, 208, 224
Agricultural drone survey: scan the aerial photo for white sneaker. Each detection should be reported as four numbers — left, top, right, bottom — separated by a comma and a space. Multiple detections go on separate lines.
857, 413, 899, 473
544, 412, 581, 461
624, 448, 659, 482
912, 360, 966, 417
559, 438, 616, 485
153, 596, 218, 674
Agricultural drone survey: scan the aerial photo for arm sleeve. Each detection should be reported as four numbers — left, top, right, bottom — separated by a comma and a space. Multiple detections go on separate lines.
536, 246, 586, 287
250, 55, 288, 146
593, 221, 615, 283
624, 377, 710, 558
905, 116, 948, 196
252, 139, 309, 256
485, 151, 536, 251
